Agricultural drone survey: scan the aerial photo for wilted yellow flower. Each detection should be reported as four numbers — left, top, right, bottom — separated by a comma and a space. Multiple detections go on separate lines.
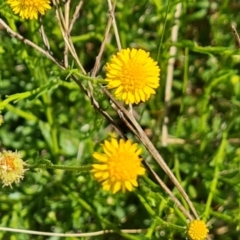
106, 48, 160, 104
92, 138, 145, 193
7, 0, 51, 19
0, 151, 27, 187
187, 220, 208, 240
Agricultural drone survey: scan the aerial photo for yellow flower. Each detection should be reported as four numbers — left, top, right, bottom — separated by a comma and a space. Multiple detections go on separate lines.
187, 220, 209, 240
0, 151, 27, 187
106, 48, 160, 104
7, 0, 51, 19
92, 138, 145, 194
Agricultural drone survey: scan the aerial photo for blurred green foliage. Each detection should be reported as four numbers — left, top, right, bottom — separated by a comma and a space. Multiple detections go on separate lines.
0, 0, 240, 239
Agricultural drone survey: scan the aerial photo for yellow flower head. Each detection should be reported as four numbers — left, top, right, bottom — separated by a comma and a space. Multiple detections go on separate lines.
7, 0, 51, 19
106, 48, 160, 104
187, 220, 209, 240
92, 138, 145, 194
0, 150, 27, 187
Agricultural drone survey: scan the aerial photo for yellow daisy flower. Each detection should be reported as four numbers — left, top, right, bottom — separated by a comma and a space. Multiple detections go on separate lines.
187, 220, 209, 240
0, 150, 27, 187
105, 48, 160, 104
7, 0, 51, 19
92, 138, 145, 194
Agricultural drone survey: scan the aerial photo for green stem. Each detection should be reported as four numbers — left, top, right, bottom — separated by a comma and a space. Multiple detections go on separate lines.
142, 175, 187, 224
210, 210, 233, 222
157, 0, 170, 60
142, 175, 160, 190
145, 218, 158, 239
6, 104, 38, 122
173, 156, 189, 212
174, 206, 188, 224
69, 70, 106, 84
37, 67, 60, 157
203, 132, 228, 221
28, 164, 92, 172
136, 191, 184, 231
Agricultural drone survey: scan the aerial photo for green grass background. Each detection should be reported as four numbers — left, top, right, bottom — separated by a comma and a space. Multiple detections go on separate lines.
0, 0, 240, 239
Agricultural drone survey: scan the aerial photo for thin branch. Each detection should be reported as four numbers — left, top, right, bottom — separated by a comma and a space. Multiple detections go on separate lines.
107, 0, 121, 51
231, 25, 240, 48
0, 227, 145, 237
162, 3, 182, 146
0, 18, 64, 69
63, 0, 71, 66
53, 0, 86, 73
91, 2, 116, 77
64, 0, 70, 29
143, 161, 193, 220
54, 0, 67, 31
71, 77, 125, 138
39, 17, 51, 52
69, 0, 84, 32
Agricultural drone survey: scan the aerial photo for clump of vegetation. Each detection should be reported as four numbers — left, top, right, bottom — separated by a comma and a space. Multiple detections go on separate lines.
0, 0, 240, 239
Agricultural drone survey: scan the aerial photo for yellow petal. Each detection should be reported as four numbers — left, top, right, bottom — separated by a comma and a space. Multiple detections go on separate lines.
92, 153, 108, 162
112, 181, 121, 194
125, 181, 133, 191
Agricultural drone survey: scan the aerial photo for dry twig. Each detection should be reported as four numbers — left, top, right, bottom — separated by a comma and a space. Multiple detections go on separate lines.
162, 3, 182, 146
231, 25, 240, 48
